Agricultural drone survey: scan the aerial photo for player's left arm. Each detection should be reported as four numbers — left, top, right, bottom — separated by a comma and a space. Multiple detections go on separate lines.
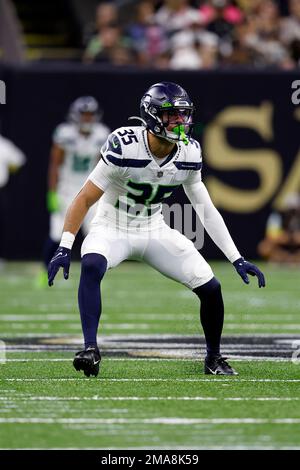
183, 177, 265, 287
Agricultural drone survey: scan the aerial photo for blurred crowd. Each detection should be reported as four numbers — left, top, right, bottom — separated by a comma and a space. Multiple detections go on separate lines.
258, 193, 300, 264
82, 0, 300, 69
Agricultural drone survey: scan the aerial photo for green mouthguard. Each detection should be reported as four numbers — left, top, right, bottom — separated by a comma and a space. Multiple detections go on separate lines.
173, 124, 189, 145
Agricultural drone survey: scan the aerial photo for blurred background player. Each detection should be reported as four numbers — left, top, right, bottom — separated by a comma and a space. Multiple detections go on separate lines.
37, 96, 110, 286
0, 132, 26, 266
258, 193, 300, 263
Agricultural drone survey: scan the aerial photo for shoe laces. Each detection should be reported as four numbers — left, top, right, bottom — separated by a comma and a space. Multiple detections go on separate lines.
216, 356, 230, 367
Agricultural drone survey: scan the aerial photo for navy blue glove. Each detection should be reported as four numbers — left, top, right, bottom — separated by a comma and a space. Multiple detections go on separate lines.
233, 257, 266, 288
48, 247, 71, 286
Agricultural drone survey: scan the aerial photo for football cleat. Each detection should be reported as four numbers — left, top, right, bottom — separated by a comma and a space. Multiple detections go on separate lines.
73, 347, 101, 377
204, 355, 238, 376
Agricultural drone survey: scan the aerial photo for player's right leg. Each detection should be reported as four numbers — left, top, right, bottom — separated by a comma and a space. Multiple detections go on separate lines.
73, 224, 132, 377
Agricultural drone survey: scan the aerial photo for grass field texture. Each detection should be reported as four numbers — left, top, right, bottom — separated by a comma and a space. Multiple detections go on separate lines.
0, 261, 300, 449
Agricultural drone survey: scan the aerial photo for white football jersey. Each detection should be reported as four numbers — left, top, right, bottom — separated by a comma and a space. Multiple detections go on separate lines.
53, 122, 110, 198
88, 126, 202, 229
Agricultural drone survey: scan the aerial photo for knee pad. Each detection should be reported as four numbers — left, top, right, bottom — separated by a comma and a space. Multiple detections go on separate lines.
193, 277, 221, 299
81, 253, 107, 281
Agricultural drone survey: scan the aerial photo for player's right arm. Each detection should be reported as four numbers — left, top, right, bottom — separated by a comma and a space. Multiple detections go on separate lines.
48, 129, 124, 286
62, 180, 104, 236
48, 179, 104, 286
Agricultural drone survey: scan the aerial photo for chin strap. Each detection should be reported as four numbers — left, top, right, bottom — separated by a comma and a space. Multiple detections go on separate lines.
128, 116, 189, 145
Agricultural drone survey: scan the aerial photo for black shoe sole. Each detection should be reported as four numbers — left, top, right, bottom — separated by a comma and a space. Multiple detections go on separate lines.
73, 357, 100, 377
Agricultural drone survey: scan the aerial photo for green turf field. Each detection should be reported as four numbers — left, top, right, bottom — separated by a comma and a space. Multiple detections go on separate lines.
0, 261, 300, 449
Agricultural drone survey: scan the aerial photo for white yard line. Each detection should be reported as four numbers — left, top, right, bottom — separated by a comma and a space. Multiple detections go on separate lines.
1, 332, 300, 338
225, 324, 300, 329
1, 313, 300, 321
2, 342, 297, 349
0, 396, 298, 402
2, 378, 300, 382
4, 345, 295, 350
2, 323, 300, 331
4, 358, 71, 362
0, 356, 293, 362
0, 315, 77, 321
0, 418, 300, 424
1, 324, 156, 330
1, 357, 293, 362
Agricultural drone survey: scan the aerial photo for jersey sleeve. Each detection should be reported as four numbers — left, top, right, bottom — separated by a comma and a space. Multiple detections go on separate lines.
88, 131, 124, 191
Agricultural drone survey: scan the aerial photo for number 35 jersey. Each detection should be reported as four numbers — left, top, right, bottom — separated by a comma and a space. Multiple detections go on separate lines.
88, 126, 203, 230
53, 122, 110, 200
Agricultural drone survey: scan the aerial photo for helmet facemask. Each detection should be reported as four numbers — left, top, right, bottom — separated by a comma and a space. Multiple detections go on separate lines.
140, 92, 195, 145
159, 107, 194, 145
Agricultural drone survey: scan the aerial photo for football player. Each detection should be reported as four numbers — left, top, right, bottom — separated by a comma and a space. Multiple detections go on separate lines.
48, 82, 265, 377
38, 96, 110, 285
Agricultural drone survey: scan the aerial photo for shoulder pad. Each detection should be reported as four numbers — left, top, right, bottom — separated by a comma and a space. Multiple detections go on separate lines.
101, 126, 140, 160
101, 131, 123, 157
101, 127, 151, 168
188, 138, 202, 161
174, 138, 202, 171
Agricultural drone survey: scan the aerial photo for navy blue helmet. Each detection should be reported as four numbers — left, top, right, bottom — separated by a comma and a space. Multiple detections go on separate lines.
140, 82, 195, 145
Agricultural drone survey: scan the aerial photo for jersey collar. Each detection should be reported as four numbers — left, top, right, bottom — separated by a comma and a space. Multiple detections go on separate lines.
142, 129, 180, 168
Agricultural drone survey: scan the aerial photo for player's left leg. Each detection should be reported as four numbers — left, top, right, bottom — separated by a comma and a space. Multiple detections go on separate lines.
142, 224, 237, 375
193, 280, 237, 375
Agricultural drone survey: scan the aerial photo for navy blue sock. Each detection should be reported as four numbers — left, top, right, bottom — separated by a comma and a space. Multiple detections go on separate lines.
193, 277, 224, 357
78, 253, 107, 349
43, 237, 59, 269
